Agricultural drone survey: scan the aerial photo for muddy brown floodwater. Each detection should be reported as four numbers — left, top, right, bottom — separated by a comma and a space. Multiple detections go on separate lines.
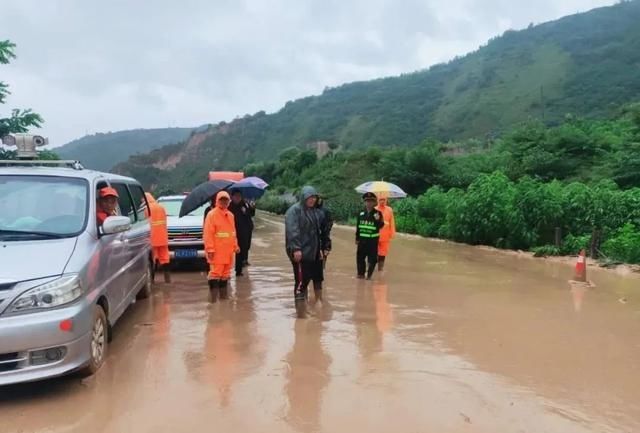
1, 214, 640, 433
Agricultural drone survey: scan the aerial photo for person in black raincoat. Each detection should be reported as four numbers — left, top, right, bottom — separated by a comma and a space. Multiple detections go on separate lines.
244, 199, 256, 267
229, 189, 255, 277
285, 186, 330, 318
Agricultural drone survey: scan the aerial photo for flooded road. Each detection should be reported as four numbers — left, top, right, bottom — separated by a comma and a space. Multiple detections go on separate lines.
2, 215, 640, 433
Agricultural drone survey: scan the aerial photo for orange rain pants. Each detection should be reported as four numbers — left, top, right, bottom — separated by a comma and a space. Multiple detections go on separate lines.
376, 203, 396, 257
145, 193, 170, 265
152, 246, 170, 265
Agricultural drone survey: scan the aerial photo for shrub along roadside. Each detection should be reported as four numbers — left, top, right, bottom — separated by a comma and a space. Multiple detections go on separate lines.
392, 171, 640, 264
601, 223, 640, 264
258, 191, 294, 215
259, 170, 640, 265
247, 104, 640, 263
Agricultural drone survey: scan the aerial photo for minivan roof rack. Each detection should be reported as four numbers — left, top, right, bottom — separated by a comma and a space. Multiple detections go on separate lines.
0, 160, 85, 170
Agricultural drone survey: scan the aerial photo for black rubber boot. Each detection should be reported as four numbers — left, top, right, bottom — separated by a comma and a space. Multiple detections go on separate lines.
208, 279, 219, 303
152, 262, 158, 284
163, 265, 171, 284
366, 264, 376, 280
377, 256, 386, 272
219, 280, 229, 300
235, 253, 244, 277
313, 281, 323, 304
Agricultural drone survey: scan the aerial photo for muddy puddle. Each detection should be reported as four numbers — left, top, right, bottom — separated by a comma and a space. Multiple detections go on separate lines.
1, 215, 638, 433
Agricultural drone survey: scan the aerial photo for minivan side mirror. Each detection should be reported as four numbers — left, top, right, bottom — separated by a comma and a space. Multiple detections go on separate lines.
101, 216, 131, 235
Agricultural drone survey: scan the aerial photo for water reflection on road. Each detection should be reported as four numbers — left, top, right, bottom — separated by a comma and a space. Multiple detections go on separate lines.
1, 215, 639, 433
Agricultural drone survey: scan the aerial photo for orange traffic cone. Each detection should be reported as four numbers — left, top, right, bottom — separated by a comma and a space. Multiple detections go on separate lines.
574, 249, 587, 283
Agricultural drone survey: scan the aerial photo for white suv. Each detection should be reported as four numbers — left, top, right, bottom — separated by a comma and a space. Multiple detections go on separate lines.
156, 195, 206, 261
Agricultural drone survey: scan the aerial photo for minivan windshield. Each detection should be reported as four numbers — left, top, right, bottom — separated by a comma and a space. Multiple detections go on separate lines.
0, 175, 89, 239
158, 198, 207, 217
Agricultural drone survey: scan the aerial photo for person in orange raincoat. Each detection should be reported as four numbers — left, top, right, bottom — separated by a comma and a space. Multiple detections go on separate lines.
145, 192, 171, 283
96, 187, 119, 226
375, 197, 396, 271
203, 191, 239, 302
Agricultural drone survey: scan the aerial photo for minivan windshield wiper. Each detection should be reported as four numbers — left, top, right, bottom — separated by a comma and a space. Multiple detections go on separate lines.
0, 229, 65, 239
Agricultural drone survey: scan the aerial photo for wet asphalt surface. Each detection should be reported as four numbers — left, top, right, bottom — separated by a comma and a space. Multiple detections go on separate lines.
1, 215, 639, 433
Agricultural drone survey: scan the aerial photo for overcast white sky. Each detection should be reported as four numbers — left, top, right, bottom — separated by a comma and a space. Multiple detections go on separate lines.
1, 0, 616, 146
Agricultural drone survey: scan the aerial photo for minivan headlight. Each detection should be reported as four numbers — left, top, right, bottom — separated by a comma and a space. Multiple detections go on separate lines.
8, 276, 83, 314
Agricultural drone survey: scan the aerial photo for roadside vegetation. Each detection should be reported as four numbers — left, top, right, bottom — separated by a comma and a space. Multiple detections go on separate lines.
250, 104, 640, 264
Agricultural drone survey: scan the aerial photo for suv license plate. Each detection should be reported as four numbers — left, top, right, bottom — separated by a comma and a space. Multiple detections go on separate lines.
175, 249, 198, 259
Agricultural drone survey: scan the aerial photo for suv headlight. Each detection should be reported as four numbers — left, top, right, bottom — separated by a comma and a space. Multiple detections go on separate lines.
8, 275, 83, 314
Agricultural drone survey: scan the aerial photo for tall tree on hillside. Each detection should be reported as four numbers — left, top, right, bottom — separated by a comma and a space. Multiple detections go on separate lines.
612, 103, 640, 187
0, 40, 44, 159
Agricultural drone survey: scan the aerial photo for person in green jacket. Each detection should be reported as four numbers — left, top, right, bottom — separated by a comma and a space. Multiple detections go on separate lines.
356, 192, 385, 279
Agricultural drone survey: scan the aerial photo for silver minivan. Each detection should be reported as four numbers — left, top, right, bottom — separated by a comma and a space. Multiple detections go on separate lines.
0, 162, 152, 385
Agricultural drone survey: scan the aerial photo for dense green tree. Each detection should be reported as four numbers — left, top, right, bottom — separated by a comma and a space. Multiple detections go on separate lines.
0, 40, 43, 138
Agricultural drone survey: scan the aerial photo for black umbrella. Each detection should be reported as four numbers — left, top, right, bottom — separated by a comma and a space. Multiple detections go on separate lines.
179, 180, 233, 217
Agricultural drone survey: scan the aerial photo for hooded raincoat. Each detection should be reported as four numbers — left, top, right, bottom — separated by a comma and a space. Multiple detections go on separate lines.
204, 192, 239, 280
284, 186, 328, 262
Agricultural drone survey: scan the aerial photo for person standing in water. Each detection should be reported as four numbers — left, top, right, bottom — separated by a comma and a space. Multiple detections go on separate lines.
356, 192, 384, 279
285, 186, 330, 318
204, 191, 239, 302
244, 199, 256, 267
145, 192, 171, 283
375, 196, 396, 272
229, 189, 255, 277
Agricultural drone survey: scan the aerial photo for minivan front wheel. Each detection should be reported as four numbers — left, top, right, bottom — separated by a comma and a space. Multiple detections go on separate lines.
79, 305, 108, 377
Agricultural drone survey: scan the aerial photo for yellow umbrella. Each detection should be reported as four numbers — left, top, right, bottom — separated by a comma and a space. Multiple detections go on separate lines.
355, 181, 407, 199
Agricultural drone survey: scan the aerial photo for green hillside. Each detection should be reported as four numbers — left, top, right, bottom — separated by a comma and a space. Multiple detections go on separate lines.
249, 103, 640, 263
56, 127, 194, 171
117, 1, 640, 191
